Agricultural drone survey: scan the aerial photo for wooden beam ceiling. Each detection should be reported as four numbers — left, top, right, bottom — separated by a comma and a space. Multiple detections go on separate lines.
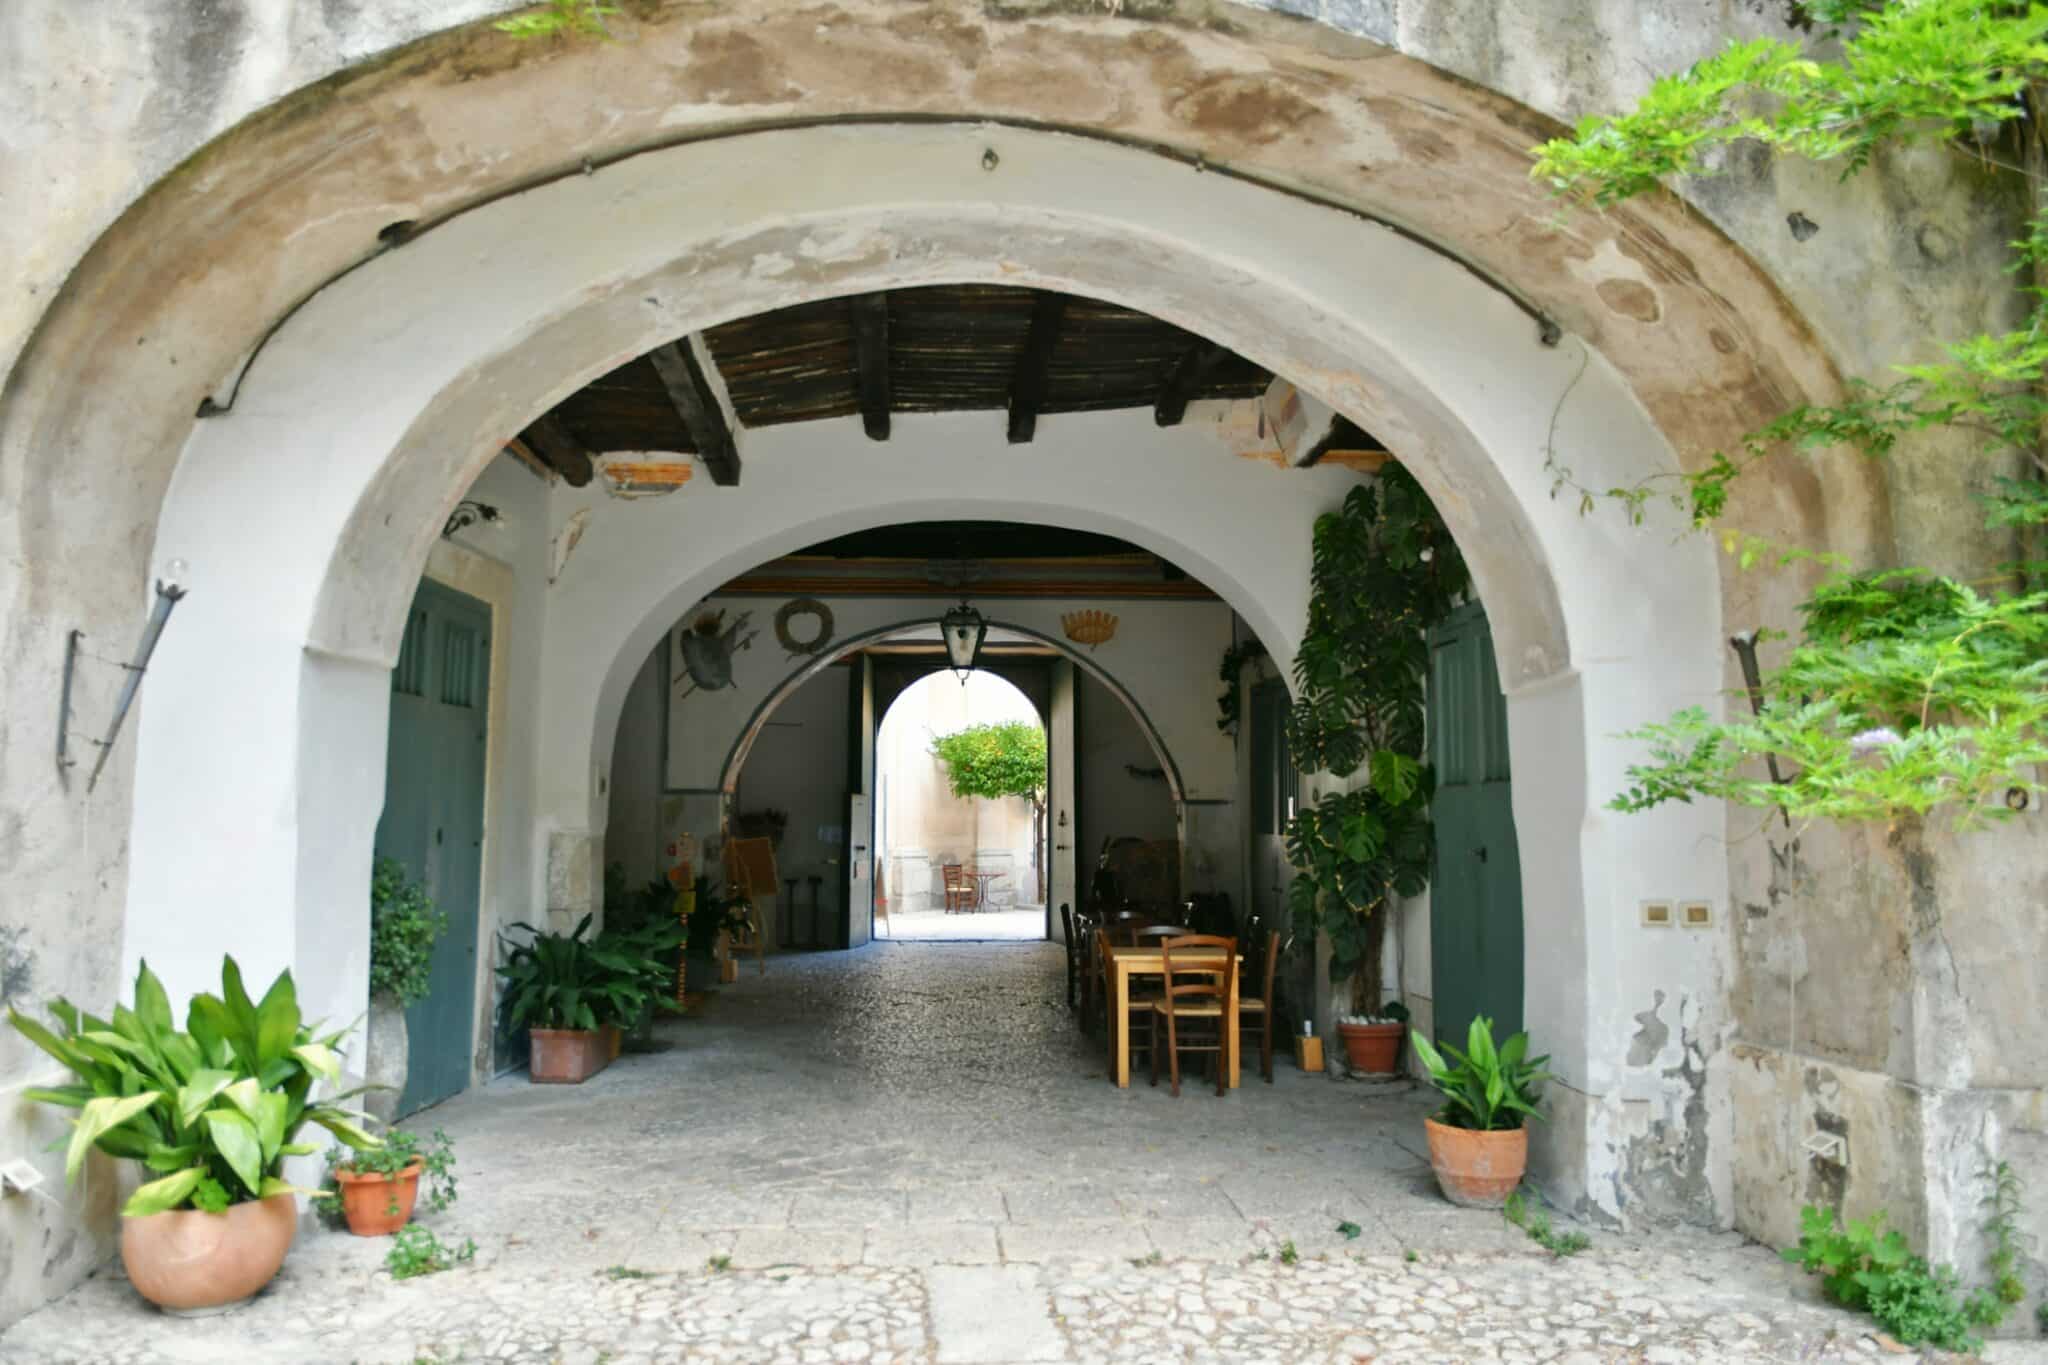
518, 413, 594, 487
1153, 340, 1228, 427
648, 339, 741, 486
850, 292, 891, 442
1006, 293, 1065, 444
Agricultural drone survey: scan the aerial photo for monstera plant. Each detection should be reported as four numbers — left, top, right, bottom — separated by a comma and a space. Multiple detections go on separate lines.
8, 956, 379, 1309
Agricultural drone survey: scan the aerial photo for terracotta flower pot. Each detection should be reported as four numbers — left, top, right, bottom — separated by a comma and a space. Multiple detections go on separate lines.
529, 1027, 608, 1084
1337, 1021, 1404, 1074
1424, 1116, 1528, 1208
333, 1159, 424, 1237
121, 1191, 297, 1315
601, 1023, 624, 1061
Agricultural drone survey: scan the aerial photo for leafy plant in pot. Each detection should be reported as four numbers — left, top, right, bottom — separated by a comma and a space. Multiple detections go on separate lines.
589, 918, 688, 1055
366, 857, 448, 1127
496, 915, 652, 1083
1411, 1015, 1552, 1208
321, 1127, 459, 1237
684, 875, 752, 991
1282, 474, 1466, 1061
7, 957, 380, 1313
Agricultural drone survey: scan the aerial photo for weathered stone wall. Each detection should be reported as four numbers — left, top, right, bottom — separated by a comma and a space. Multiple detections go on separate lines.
0, 0, 2039, 1331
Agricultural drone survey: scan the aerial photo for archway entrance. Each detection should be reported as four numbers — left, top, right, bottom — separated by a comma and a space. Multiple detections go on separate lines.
106, 117, 1730, 1225
876, 668, 1047, 942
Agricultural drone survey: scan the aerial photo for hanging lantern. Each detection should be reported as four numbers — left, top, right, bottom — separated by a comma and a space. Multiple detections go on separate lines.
940, 599, 988, 680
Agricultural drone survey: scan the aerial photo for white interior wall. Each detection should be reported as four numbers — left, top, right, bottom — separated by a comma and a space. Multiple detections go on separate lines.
1076, 669, 1178, 880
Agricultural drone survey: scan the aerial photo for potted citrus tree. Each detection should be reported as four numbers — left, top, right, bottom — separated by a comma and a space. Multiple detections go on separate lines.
365, 857, 447, 1126
325, 1126, 458, 1237
1410, 1015, 1552, 1208
7, 957, 380, 1312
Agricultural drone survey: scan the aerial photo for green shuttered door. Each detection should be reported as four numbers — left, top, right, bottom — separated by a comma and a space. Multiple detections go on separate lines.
1426, 602, 1523, 1047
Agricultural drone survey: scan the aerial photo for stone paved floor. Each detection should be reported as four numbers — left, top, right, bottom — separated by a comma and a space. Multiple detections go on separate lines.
5, 943, 2043, 1364
879, 909, 1045, 941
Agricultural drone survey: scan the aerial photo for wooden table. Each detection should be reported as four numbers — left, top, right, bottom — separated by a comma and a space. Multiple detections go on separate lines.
1103, 943, 1240, 1089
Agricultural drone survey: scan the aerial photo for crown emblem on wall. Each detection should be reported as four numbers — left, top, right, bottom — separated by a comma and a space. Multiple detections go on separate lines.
1060, 609, 1118, 649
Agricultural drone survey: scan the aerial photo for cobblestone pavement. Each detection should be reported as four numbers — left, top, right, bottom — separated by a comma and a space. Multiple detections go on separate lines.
5, 943, 2043, 1364
880, 908, 1044, 941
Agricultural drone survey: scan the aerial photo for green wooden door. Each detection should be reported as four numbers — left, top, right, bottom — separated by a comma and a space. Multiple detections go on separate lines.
376, 578, 489, 1117
1427, 601, 1523, 1047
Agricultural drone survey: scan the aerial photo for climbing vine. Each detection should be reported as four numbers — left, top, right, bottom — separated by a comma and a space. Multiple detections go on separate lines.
1532, 0, 2048, 826
1283, 469, 1468, 1013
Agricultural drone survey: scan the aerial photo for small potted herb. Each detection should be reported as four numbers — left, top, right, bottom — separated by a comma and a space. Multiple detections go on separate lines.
366, 857, 448, 1126
326, 1127, 459, 1237
1410, 1015, 1552, 1208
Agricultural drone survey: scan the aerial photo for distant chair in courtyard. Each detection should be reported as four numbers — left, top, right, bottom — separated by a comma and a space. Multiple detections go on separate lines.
942, 863, 975, 913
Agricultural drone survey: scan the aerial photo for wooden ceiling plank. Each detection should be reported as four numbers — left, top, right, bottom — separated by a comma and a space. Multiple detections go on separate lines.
648, 338, 741, 487
1005, 294, 1065, 445
850, 292, 892, 442
1153, 339, 1229, 427
520, 413, 594, 488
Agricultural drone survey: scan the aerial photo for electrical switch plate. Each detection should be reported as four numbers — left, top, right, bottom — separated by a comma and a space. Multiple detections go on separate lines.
1802, 1131, 1848, 1167
0, 1159, 45, 1196
1640, 900, 1673, 928
1680, 900, 1715, 929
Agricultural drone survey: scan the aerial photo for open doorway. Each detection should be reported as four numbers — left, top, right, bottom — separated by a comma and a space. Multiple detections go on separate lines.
876, 669, 1045, 941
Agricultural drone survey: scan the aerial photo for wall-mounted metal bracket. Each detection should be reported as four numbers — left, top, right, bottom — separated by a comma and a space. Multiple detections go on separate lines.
57, 577, 188, 792
1802, 1130, 1848, 1167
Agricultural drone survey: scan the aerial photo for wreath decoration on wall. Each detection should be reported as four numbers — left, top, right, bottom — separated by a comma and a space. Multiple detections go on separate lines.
774, 597, 835, 656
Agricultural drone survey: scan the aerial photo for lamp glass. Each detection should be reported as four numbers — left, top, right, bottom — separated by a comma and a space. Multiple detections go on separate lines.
940, 602, 987, 678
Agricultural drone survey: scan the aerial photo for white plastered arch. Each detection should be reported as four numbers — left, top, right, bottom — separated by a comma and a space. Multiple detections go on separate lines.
130, 122, 1726, 1221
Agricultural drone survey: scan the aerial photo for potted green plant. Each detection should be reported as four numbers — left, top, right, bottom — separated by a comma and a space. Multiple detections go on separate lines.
1337, 998, 1410, 1075
7, 957, 379, 1313
1283, 474, 1467, 1060
324, 1127, 458, 1237
589, 917, 687, 1056
496, 915, 644, 1083
366, 857, 448, 1126
1410, 1015, 1552, 1208
684, 876, 749, 991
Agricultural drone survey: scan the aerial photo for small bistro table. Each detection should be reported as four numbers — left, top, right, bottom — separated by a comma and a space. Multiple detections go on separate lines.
969, 869, 1004, 910
1102, 942, 1241, 1089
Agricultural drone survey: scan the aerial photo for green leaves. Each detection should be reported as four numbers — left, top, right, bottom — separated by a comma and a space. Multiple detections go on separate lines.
10, 956, 374, 1215
1409, 1016, 1552, 1132
930, 722, 1048, 804
1282, 470, 1464, 1011
1785, 1203, 1987, 1352
369, 857, 449, 1007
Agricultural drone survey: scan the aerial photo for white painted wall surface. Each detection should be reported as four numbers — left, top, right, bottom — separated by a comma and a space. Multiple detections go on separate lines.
1076, 670, 1179, 883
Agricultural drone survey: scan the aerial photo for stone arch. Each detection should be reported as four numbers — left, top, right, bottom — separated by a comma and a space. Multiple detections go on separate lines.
0, 6, 1878, 1230
718, 617, 1189, 806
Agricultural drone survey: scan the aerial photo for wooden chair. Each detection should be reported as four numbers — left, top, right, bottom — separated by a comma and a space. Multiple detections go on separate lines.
1237, 928, 1283, 1083
1059, 903, 1079, 1009
942, 864, 975, 913
1149, 934, 1237, 1097
1097, 927, 1160, 1077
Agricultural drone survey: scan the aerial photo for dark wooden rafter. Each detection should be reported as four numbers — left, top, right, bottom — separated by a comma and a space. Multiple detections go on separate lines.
519, 413, 594, 487
648, 339, 741, 486
1152, 339, 1229, 427
1300, 416, 1391, 469
1006, 293, 1065, 444
850, 292, 892, 442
